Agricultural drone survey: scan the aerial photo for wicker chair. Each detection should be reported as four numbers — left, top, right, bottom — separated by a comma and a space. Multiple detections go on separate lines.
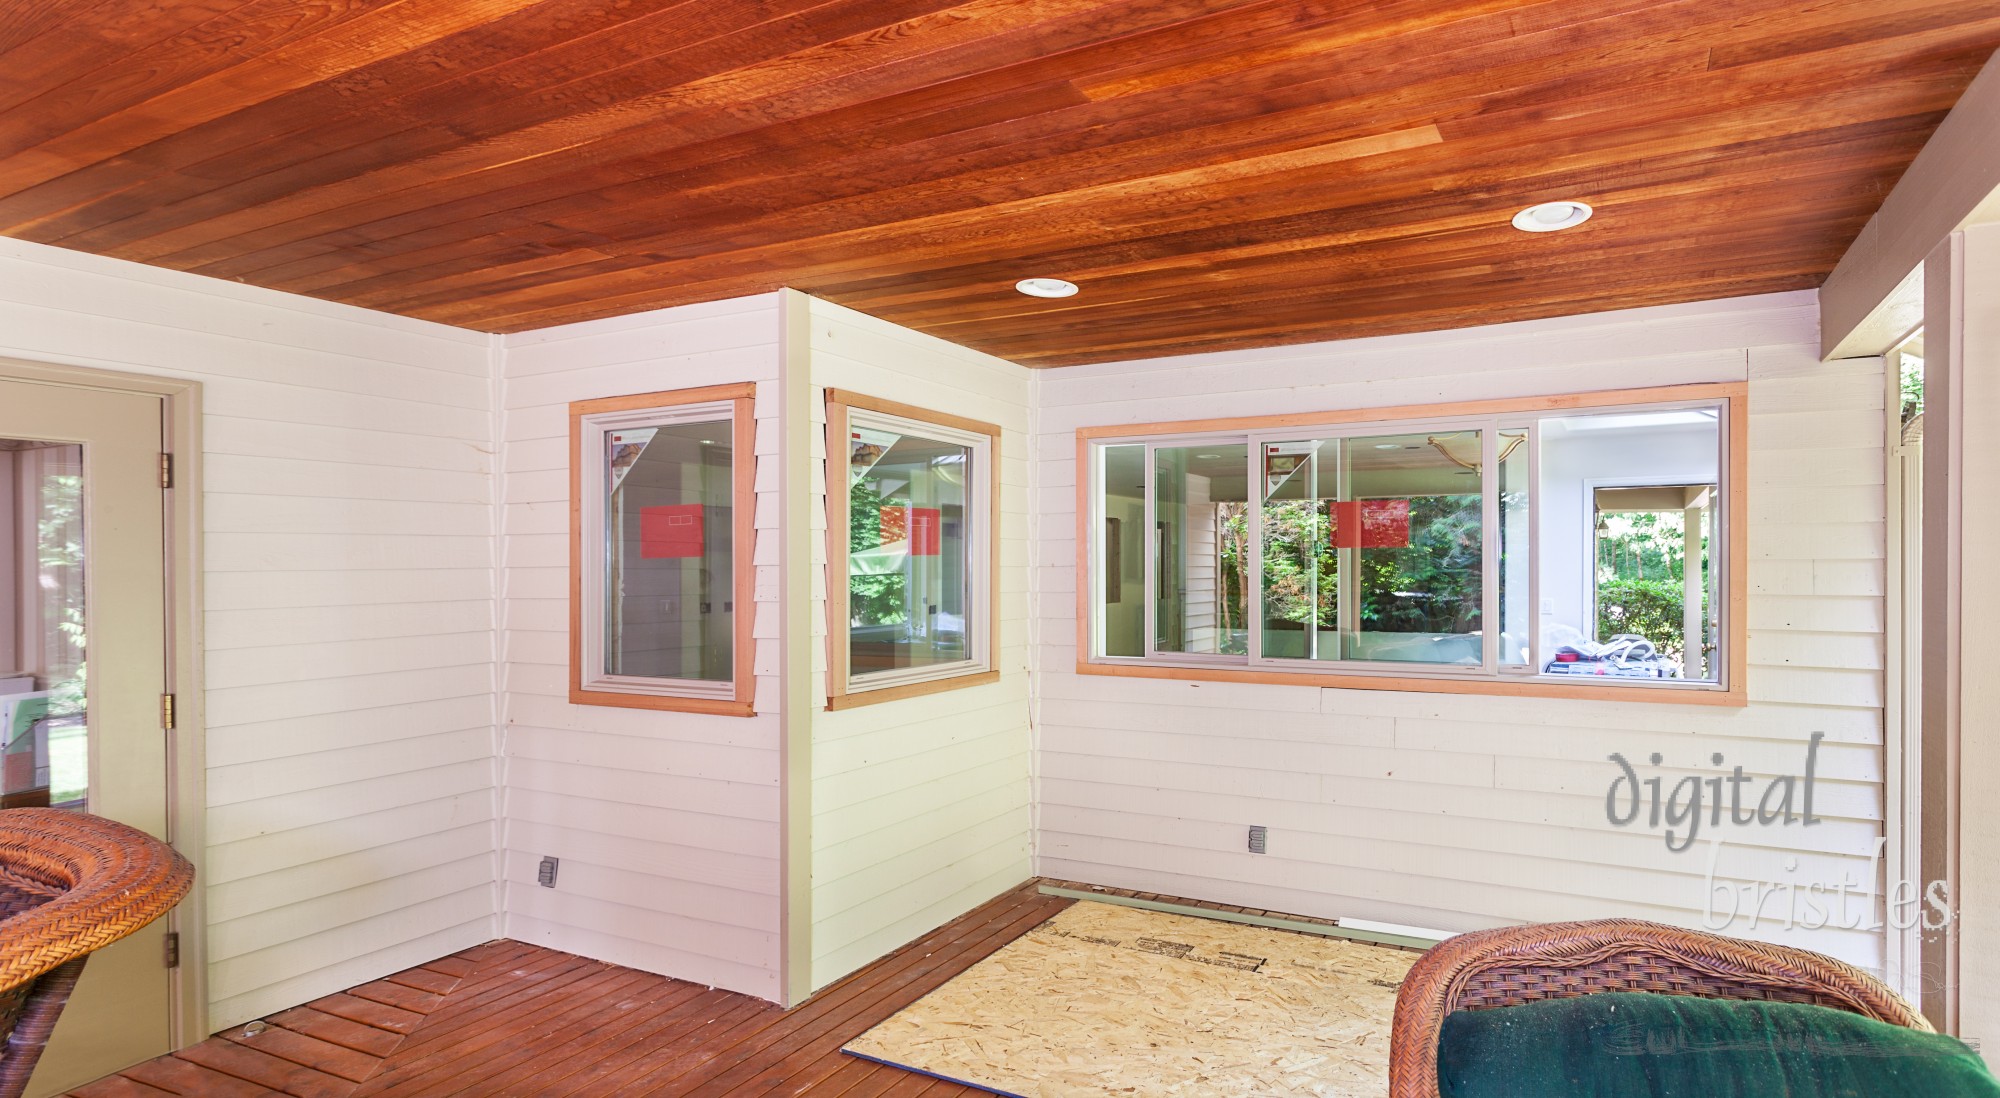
1389, 918, 1930, 1098
0, 809, 194, 1098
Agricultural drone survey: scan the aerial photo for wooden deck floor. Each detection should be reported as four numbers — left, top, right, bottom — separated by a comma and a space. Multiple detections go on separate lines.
69, 881, 1072, 1098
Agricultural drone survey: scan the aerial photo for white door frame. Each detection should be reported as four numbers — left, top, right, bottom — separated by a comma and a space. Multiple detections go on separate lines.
0, 356, 206, 1045
1579, 474, 1718, 661
1883, 339, 1926, 1006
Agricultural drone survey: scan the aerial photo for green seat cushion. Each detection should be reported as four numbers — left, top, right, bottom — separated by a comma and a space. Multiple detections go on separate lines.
1437, 991, 2000, 1098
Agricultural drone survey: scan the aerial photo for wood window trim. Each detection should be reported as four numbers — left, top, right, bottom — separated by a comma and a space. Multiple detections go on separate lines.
825, 388, 1002, 711
1073, 382, 1750, 708
569, 382, 757, 716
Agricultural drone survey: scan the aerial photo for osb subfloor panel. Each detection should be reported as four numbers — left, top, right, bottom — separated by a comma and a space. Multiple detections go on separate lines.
845, 901, 1420, 1098
67, 881, 1073, 1098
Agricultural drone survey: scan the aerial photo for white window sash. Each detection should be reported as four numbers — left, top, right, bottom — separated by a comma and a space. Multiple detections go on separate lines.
577, 399, 738, 701
842, 408, 994, 694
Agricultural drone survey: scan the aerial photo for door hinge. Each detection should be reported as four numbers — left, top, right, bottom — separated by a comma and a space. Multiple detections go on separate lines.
161, 694, 176, 730
163, 931, 180, 969
159, 452, 173, 489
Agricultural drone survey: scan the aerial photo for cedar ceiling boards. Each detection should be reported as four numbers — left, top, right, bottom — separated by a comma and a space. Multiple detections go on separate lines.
2, 0, 1997, 365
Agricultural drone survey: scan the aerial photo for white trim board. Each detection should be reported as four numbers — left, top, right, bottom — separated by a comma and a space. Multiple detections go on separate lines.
1035, 884, 1450, 951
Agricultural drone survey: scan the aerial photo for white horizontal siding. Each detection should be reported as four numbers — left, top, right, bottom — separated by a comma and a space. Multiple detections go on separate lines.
496, 294, 785, 1002
0, 237, 500, 1029
806, 297, 1035, 991
3, 234, 1894, 1026
1031, 291, 1893, 972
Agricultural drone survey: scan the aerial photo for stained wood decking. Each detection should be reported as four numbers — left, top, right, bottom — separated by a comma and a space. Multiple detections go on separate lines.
69, 882, 1071, 1098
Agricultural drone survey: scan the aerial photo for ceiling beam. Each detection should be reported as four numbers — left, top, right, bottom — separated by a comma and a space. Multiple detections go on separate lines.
1820, 47, 2000, 360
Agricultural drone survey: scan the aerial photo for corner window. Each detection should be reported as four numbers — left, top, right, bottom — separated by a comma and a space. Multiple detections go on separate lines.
827, 391, 998, 708
1081, 385, 1743, 701
571, 384, 755, 715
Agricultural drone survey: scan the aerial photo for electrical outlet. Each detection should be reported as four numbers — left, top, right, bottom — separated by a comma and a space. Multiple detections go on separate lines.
537, 855, 560, 888
1247, 825, 1268, 854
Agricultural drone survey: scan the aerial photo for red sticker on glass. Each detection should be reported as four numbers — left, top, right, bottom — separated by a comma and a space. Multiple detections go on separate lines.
641, 504, 704, 558
881, 505, 942, 556
1331, 499, 1410, 549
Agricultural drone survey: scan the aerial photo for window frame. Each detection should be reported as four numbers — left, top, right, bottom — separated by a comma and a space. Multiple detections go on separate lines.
825, 389, 1001, 710
1075, 382, 1748, 706
1584, 475, 1720, 681
569, 383, 757, 716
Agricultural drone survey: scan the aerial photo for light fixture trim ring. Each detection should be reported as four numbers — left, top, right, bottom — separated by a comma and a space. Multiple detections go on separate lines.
1015, 276, 1080, 298
1512, 200, 1594, 232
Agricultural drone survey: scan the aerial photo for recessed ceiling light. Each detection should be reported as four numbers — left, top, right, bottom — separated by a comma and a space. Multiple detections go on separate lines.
1375, 443, 1399, 450
1512, 200, 1593, 232
1196, 452, 1222, 459
1016, 277, 1079, 298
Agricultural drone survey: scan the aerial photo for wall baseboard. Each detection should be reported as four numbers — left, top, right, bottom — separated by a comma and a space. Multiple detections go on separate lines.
1035, 882, 1448, 951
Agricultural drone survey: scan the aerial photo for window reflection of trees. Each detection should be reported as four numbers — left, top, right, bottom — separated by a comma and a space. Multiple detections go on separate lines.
40, 471, 86, 719
1221, 493, 1484, 643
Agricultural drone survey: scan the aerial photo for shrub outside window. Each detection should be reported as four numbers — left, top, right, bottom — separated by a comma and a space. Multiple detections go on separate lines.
1080, 385, 1745, 703
570, 384, 756, 715
827, 390, 999, 708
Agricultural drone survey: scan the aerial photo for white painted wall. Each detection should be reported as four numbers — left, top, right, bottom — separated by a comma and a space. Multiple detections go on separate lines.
805, 297, 1033, 991
0, 237, 500, 1030
495, 294, 786, 1001
1032, 291, 1893, 971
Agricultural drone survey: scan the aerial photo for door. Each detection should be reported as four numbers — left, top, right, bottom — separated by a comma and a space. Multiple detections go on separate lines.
0, 377, 174, 1097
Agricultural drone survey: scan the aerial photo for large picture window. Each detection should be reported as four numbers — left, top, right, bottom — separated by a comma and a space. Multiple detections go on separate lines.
1079, 384, 1745, 703
571, 383, 755, 715
827, 390, 998, 708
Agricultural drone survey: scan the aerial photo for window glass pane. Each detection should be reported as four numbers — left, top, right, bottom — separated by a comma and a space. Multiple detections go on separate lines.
1154, 444, 1248, 655
1899, 343, 1924, 427
1498, 428, 1532, 667
2, 441, 87, 809
1539, 408, 1721, 682
1089, 399, 1731, 690
849, 424, 972, 676
1259, 441, 1337, 661
1343, 431, 1484, 665
603, 417, 734, 682
1099, 444, 1145, 657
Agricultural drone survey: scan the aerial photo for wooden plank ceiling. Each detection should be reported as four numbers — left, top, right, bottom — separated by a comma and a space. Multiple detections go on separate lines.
2, 1, 1995, 366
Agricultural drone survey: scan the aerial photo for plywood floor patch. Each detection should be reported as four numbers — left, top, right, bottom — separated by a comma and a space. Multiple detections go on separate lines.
843, 900, 1419, 1097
